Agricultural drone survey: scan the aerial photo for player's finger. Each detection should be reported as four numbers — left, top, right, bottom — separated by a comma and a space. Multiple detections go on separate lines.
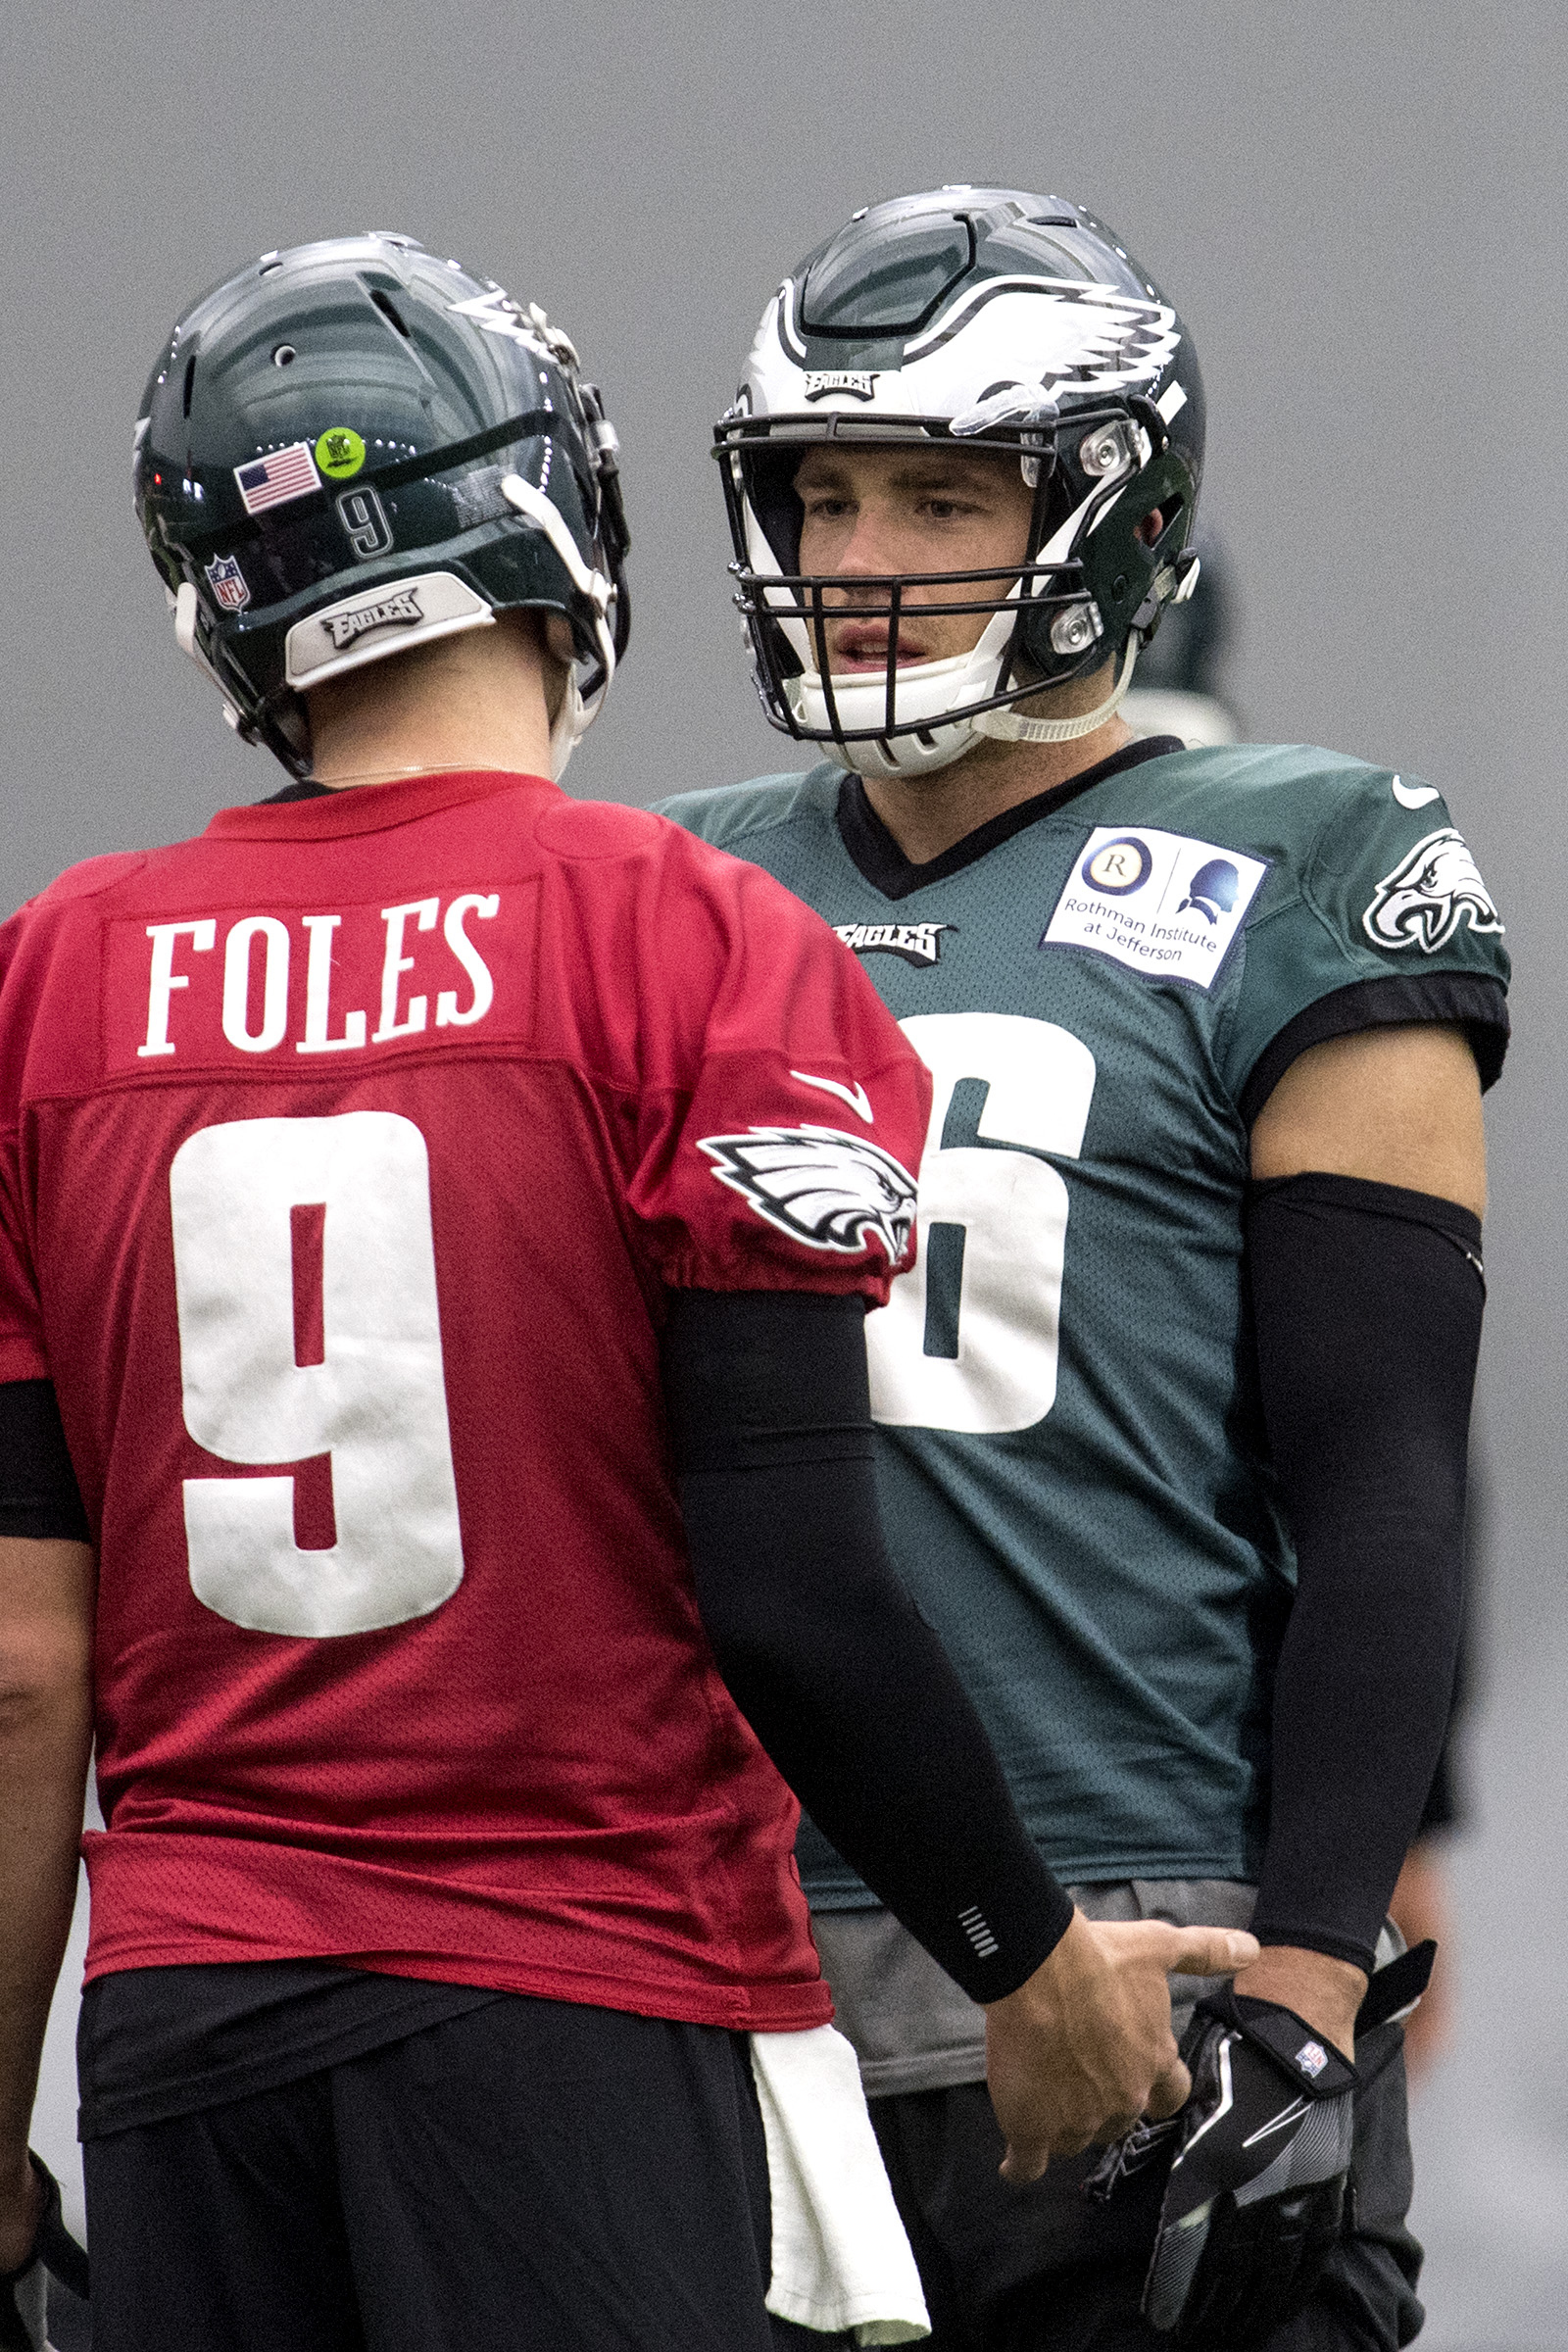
998, 2137, 1054, 2184
1152, 1924, 1259, 1979
1144, 2056, 1193, 2122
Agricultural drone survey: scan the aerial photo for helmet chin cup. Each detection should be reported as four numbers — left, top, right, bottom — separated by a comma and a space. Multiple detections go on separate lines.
791, 632, 1137, 778
822, 726, 971, 781
787, 625, 1015, 780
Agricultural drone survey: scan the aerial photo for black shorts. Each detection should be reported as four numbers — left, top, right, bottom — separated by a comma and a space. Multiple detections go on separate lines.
867, 2019, 1424, 2352
83, 1991, 851, 2352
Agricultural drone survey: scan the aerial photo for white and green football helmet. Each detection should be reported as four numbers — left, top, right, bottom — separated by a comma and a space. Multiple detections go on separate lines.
715, 186, 1205, 778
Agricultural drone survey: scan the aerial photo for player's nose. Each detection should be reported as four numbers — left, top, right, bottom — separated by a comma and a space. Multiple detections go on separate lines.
823, 501, 904, 590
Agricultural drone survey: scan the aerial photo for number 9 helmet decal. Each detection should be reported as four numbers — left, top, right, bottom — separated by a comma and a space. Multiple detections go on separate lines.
714, 187, 1205, 779
134, 235, 631, 780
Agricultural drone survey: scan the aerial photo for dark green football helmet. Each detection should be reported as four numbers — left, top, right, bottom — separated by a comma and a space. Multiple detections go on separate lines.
134, 234, 630, 778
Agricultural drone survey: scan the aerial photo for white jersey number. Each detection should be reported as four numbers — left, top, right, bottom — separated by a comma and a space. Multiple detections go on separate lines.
169, 1111, 465, 1637
866, 1012, 1097, 1434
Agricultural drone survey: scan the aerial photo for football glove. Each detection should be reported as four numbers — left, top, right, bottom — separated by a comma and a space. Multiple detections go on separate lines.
1084, 1940, 1435, 2352
0, 2154, 88, 2352
1139, 1985, 1358, 2347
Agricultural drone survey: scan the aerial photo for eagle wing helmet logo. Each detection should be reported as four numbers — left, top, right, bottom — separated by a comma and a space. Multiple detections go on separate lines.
1017, 282, 1181, 392
912, 279, 1181, 398
1362, 828, 1503, 955
697, 1125, 918, 1261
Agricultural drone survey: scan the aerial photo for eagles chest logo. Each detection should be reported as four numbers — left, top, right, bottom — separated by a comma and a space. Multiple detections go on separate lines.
698, 1125, 916, 1261
1362, 829, 1502, 955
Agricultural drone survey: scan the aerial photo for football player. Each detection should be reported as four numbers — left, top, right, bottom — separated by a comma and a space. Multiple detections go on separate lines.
0, 235, 1256, 2352
661, 187, 1508, 2350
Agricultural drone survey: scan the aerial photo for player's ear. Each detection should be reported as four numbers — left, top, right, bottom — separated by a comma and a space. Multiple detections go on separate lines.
1135, 507, 1165, 548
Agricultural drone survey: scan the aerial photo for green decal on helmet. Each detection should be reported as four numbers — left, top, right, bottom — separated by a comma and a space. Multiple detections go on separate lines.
714, 185, 1204, 780
134, 233, 630, 781
315, 426, 367, 479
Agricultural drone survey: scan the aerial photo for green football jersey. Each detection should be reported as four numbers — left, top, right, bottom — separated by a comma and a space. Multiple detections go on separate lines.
657, 740, 1509, 1899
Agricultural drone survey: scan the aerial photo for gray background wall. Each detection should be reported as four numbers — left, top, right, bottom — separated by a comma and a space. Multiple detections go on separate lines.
4, 4, 1565, 2340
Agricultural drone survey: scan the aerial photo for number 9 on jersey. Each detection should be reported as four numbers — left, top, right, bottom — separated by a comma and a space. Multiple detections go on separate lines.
170, 1111, 465, 1638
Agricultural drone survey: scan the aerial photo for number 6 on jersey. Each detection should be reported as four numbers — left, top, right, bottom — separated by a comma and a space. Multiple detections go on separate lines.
170, 1111, 465, 1637
867, 1012, 1097, 1434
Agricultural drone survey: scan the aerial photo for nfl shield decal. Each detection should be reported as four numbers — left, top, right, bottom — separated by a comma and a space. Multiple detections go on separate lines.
204, 554, 251, 613
1042, 825, 1269, 989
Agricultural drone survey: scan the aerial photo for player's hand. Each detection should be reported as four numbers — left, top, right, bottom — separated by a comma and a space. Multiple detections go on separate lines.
983, 1910, 1259, 2181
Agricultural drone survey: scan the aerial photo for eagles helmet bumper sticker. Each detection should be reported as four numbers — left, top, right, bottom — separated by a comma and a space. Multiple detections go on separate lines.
323, 588, 423, 651
1362, 829, 1502, 953
284, 571, 493, 689
698, 1126, 917, 1261
1042, 826, 1268, 989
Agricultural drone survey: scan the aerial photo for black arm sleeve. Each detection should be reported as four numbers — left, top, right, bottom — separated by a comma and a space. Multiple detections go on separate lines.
0, 1380, 90, 1541
1416, 1462, 1484, 1837
1246, 1174, 1483, 1972
663, 1289, 1073, 2002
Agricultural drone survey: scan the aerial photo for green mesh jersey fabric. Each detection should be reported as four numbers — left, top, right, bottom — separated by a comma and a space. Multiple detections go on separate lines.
657, 743, 1509, 1899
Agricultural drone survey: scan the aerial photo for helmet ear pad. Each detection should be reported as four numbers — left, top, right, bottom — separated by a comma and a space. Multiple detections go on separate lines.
744, 448, 808, 576
1029, 443, 1196, 674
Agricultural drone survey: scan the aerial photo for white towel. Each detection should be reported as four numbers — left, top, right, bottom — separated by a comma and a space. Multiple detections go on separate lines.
751, 2024, 930, 2345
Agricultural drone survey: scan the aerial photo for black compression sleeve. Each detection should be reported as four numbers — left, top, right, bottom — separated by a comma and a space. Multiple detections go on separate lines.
1247, 1174, 1483, 1971
663, 1289, 1073, 2001
0, 1380, 89, 1541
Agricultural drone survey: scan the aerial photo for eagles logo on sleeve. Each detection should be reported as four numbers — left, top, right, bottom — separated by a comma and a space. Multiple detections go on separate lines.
698, 1125, 917, 1261
1362, 828, 1502, 955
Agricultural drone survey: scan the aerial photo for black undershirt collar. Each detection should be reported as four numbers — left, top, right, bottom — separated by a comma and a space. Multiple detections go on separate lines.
261, 778, 335, 803
836, 735, 1185, 903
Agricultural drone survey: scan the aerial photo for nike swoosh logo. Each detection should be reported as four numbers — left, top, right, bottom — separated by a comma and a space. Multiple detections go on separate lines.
790, 1069, 873, 1124
1393, 777, 1442, 808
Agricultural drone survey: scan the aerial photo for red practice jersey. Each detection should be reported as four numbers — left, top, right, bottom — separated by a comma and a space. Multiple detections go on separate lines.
0, 768, 930, 2031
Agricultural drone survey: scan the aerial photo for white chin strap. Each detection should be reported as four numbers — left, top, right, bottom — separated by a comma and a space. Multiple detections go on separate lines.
972, 633, 1138, 745
549, 666, 606, 782
500, 474, 617, 783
